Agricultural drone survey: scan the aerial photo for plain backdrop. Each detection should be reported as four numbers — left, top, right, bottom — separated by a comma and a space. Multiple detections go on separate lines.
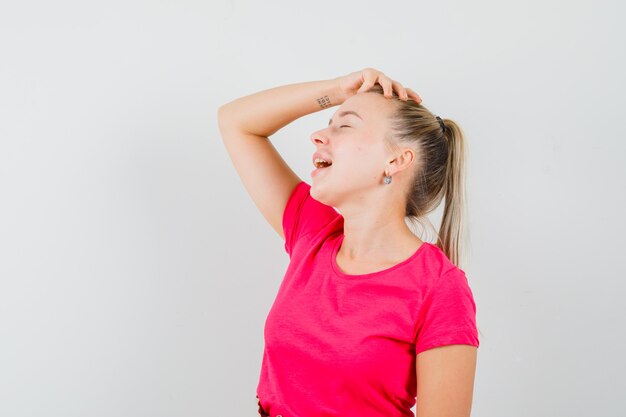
1, 1, 624, 416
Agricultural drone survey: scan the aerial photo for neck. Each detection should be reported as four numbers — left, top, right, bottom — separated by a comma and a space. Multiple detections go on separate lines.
339, 215, 419, 261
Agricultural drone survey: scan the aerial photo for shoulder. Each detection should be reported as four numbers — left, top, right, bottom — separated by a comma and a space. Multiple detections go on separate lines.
282, 180, 342, 256
407, 242, 466, 286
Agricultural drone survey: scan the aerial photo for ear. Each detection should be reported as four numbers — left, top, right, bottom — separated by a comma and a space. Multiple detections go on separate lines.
388, 147, 416, 176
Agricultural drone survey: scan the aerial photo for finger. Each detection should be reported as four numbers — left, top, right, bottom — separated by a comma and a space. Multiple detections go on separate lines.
391, 80, 409, 101
357, 76, 376, 94
405, 88, 422, 103
380, 76, 394, 98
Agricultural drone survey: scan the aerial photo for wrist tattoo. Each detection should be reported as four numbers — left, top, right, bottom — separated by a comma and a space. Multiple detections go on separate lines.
317, 95, 332, 109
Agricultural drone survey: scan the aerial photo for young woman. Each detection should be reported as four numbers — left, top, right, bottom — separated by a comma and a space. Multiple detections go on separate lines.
217, 68, 480, 417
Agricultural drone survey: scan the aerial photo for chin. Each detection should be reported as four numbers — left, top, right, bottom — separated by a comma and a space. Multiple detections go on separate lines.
310, 184, 334, 206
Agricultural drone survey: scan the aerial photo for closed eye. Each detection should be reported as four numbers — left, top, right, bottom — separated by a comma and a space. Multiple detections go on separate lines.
340, 125, 350, 128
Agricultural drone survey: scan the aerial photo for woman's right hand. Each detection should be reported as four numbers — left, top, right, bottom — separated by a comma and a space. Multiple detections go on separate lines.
334, 67, 422, 104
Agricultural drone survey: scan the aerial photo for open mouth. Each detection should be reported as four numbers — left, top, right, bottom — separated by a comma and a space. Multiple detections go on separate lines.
313, 158, 333, 169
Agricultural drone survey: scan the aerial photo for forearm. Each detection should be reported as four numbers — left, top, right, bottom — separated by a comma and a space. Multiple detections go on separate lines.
217, 78, 346, 137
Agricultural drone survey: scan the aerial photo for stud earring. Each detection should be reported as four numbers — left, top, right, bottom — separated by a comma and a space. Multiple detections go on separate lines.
384, 171, 392, 184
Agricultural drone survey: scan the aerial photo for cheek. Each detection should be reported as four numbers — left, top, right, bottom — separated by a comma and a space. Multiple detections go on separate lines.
338, 152, 381, 178
335, 138, 383, 175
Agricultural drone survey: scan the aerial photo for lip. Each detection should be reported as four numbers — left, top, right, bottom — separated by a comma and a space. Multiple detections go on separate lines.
312, 152, 333, 168
311, 165, 331, 177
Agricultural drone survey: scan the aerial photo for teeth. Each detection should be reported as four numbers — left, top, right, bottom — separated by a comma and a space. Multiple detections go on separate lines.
314, 158, 332, 168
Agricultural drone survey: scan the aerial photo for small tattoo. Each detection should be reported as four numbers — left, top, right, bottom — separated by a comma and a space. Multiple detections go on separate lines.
317, 95, 331, 109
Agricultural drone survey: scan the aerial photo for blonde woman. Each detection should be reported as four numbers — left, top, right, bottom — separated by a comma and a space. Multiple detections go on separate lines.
217, 68, 480, 417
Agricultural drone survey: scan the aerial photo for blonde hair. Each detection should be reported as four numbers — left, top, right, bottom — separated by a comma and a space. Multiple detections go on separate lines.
367, 85, 469, 268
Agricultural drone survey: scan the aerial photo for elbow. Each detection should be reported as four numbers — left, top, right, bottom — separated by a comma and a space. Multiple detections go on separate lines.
217, 103, 230, 121
217, 104, 236, 131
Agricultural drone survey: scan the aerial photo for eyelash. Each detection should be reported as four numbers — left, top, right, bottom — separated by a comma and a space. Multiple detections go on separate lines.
340, 125, 350, 128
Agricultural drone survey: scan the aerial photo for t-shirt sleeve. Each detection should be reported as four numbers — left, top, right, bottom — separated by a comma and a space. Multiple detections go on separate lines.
414, 268, 480, 355
282, 180, 340, 256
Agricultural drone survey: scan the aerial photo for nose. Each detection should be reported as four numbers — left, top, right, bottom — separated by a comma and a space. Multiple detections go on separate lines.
310, 130, 329, 146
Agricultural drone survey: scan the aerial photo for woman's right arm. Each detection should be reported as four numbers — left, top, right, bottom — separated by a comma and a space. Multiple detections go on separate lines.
217, 78, 346, 241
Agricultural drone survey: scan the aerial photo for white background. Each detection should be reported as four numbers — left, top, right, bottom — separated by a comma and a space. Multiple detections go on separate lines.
1, 1, 624, 416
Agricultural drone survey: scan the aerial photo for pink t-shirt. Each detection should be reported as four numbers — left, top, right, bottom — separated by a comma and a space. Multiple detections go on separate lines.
256, 181, 479, 417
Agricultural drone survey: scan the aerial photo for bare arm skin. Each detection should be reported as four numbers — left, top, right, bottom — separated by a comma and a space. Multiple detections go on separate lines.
217, 70, 480, 417
216, 68, 420, 241
416, 344, 478, 417
217, 79, 346, 240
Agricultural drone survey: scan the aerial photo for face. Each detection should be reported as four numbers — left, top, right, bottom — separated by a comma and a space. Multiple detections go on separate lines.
309, 92, 399, 207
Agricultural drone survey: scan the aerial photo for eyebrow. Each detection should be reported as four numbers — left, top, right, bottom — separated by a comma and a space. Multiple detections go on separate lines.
328, 110, 363, 126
